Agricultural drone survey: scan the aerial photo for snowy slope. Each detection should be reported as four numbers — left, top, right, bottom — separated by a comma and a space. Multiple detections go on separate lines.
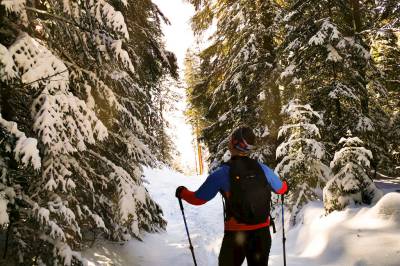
273, 196, 400, 266
84, 167, 400, 266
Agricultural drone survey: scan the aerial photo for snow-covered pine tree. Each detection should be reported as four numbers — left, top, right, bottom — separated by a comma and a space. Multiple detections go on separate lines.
275, 99, 330, 225
186, 0, 281, 169
391, 113, 400, 170
370, 1, 400, 176
123, 0, 178, 166
324, 135, 383, 213
154, 75, 184, 167
0, 0, 176, 264
278, 0, 391, 175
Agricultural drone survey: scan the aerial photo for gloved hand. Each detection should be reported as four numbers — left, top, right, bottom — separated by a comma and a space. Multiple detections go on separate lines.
283, 180, 289, 195
175, 186, 187, 198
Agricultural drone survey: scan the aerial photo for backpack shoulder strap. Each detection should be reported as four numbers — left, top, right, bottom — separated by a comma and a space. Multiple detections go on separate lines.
219, 160, 232, 221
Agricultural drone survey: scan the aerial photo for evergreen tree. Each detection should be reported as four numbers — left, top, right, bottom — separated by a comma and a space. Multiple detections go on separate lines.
324, 135, 383, 214
184, 48, 204, 129
275, 99, 330, 225
278, 0, 391, 175
391, 113, 400, 170
0, 0, 176, 264
370, 0, 400, 175
186, 0, 281, 169
155, 75, 183, 167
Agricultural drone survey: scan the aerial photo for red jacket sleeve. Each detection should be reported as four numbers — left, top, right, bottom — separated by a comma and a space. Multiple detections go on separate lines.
181, 188, 207, 205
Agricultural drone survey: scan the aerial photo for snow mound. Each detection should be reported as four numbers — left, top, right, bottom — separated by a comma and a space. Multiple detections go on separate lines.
275, 194, 400, 266
368, 192, 400, 221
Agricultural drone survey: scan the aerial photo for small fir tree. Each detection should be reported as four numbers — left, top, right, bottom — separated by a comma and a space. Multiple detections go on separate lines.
323, 134, 383, 213
275, 99, 330, 225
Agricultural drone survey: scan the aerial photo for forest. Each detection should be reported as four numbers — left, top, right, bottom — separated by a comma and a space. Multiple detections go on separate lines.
0, 0, 399, 265
184, 0, 399, 222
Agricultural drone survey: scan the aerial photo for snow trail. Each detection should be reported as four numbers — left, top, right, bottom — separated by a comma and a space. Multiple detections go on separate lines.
85, 167, 400, 266
84, 167, 224, 265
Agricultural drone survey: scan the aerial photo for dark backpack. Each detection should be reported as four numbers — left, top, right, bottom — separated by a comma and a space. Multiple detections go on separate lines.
224, 156, 272, 225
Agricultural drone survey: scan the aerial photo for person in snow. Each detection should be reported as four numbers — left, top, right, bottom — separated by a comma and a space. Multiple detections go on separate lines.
176, 126, 288, 266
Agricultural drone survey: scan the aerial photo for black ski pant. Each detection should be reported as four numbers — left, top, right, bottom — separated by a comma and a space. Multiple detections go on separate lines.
218, 227, 272, 266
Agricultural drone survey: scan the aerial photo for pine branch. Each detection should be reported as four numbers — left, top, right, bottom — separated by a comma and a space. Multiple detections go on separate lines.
23, 70, 68, 87
6, 69, 68, 90
25, 7, 121, 40
26, 7, 87, 31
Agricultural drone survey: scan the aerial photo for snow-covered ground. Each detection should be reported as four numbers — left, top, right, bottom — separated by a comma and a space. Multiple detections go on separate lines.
84, 167, 400, 266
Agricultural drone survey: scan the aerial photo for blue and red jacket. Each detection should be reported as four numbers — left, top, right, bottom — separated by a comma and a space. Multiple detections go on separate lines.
180, 161, 288, 231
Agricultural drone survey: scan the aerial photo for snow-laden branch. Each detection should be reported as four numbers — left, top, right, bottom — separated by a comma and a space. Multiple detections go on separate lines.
0, 114, 41, 170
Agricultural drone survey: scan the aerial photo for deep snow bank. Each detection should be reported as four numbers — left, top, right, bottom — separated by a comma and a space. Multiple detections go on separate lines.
275, 193, 400, 266
84, 167, 400, 266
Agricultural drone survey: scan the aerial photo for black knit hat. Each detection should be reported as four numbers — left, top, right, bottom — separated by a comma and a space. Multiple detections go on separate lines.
231, 126, 256, 153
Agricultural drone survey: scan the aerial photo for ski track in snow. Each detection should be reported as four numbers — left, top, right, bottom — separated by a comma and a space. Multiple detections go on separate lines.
84, 167, 400, 266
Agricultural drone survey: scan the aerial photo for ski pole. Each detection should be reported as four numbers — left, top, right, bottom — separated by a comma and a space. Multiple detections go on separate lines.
178, 198, 198, 266
281, 194, 287, 266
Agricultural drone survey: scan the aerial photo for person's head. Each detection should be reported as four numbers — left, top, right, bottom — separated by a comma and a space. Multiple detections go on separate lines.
228, 126, 256, 156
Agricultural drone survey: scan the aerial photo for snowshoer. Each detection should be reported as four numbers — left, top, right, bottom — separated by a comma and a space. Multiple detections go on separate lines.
176, 126, 288, 266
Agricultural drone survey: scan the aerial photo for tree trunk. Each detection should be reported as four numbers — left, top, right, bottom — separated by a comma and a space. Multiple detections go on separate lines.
350, 0, 362, 32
